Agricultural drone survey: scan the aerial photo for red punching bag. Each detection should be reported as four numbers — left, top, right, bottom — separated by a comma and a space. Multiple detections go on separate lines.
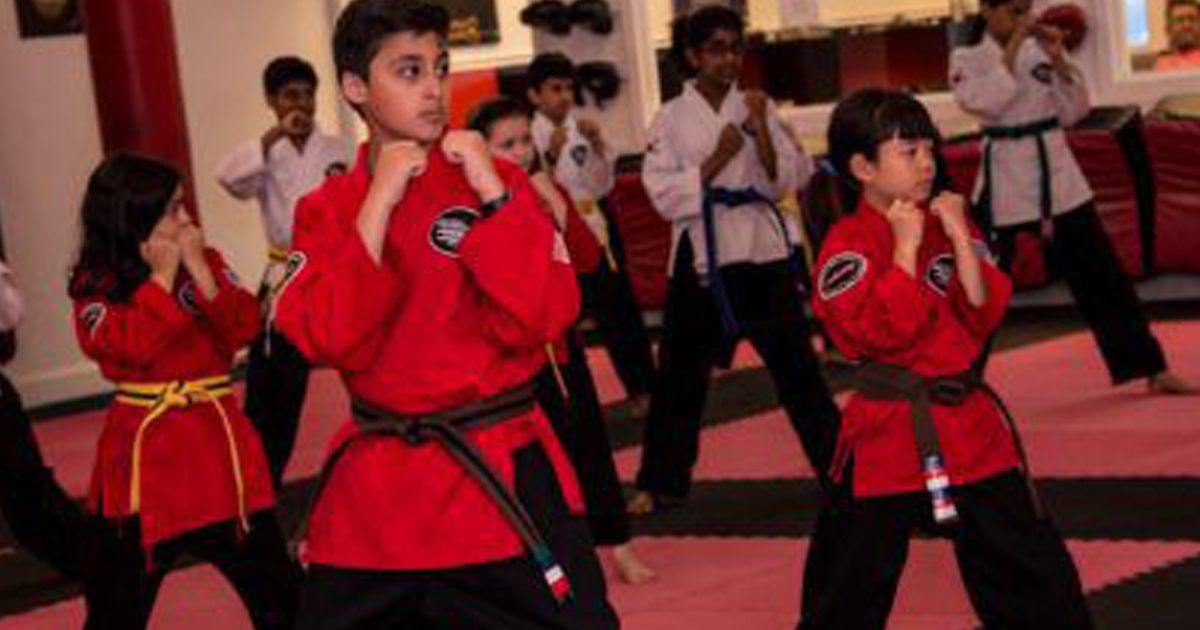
82, 0, 200, 218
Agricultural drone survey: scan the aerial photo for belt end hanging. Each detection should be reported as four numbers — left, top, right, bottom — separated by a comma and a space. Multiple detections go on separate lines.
534, 547, 573, 606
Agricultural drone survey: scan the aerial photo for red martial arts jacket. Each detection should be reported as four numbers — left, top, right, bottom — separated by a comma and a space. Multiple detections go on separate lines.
72, 250, 275, 550
812, 199, 1020, 498
276, 142, 584, 570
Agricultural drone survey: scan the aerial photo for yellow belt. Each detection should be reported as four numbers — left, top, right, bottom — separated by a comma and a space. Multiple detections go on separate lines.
577, 199, 618, 272
268, 247, 289, 265
114, 376, 250, 532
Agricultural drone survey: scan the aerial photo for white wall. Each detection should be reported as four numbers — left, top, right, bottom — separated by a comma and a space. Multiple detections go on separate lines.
0, 0, 348, 406
0, 8, 106, 406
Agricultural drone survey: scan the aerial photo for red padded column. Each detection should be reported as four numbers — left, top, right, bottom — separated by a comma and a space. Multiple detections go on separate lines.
82, 0, 199, 218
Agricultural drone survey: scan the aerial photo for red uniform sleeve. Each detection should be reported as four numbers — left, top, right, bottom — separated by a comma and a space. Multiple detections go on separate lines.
73, 283, 193, 369
812, 223, 940, 358
273, 190, 405, 372
192, 249, 261, 352
946, 229, 1012, 340
457, 167, 581, 350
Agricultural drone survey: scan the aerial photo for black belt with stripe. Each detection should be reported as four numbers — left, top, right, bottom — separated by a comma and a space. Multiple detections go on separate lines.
301, 381, 573, 606
978, 116, 1061, 241
850, 362, 1042, 527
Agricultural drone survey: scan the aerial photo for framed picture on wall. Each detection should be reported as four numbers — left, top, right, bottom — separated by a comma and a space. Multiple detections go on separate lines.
438, 0, 501, 47
14, 0, 82, 39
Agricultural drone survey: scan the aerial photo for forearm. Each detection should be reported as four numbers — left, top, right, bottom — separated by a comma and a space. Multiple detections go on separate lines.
951, 237, 987, 307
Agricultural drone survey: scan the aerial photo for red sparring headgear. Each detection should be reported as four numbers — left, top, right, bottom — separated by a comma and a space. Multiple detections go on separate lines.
1038, 3, 1089, 52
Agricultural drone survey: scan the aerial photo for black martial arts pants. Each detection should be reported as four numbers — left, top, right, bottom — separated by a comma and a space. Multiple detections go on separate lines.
799, 470, 1093, 630
635, 241, 841, 500
578, 222, 657, 400
245, 328, 311, 486
991, 202, 1166, 384
0, 371, 87, 580
297, 444, 619, 630
0, 373, 300, 629
534, 332, 632, 547
81, 512, 300, 630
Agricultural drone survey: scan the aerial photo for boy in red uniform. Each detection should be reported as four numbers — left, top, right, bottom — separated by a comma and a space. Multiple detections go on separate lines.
800, 89, 1092, 629
273, 2, 617, 627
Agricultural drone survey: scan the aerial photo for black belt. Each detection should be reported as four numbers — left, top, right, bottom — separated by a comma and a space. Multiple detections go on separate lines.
978, 117, 1060, 242
301, 382, 572, 606
851, 362, 1042, 527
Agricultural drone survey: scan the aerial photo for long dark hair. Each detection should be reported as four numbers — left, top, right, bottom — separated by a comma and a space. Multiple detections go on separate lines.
68, 154, 182, 302
826, 89, 950, 212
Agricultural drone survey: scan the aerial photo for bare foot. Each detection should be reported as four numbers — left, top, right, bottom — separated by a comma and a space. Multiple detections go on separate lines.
627, 394, 651, 419
627, 491, 656, 516
612, 543, 656, 585
1148, 371, 1197, 395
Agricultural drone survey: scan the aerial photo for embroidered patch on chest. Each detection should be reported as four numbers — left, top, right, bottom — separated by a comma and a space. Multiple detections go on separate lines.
1031, 63, 1055, 84
925, 254, 956, 296
429, 207, 480, 257
570, 144, 589, 168
818, 252, 868, 301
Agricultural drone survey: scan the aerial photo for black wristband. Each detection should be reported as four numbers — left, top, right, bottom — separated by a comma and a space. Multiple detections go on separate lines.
479, 190, 512, 218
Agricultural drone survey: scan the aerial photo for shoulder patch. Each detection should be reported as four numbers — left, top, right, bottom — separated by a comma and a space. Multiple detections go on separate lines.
818, 252, 868, 301
223, 266, 243, 287
1032, 62, 1055, 84
79, 303, 106, 337
271, 251, 308, 300
325, 162, 348, 178
570, 144, 589, 168
925, 254, 956, 296
429, 207, 480, 257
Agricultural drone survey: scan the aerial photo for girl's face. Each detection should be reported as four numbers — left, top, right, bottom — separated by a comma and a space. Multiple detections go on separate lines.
853, 136, 938, 206
147, 187, 191, 241
486, 115, 537, 173
983, 0, 1034, 45
687, 28, 744, 88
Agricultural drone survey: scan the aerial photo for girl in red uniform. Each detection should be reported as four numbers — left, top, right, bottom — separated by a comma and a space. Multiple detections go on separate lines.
800, 90, 1091, 629
68, 154, 298, 628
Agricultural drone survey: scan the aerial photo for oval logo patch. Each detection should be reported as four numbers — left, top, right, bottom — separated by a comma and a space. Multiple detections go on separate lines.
429, 207, 480, 257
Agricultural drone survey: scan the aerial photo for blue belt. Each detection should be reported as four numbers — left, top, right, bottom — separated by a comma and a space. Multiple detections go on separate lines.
700, 186, 803, 347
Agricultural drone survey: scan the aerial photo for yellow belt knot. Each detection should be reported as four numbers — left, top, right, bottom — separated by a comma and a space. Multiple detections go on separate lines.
116, 376, 251, 534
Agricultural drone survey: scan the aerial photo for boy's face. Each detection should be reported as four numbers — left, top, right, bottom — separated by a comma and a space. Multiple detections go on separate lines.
854, 136, 938, 205
267, 80, 316, 137
528, 78, 574, 123
486, 115, 536, 172
984, 0, 1033, 45
687, 29, 744, 89
342, 31, 450, 145
1169, 5, 1200, 52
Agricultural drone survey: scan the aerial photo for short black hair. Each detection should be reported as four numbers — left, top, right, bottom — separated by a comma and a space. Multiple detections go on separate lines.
467, 96, 530, 137
333, 0, 450, 81
826, 89, 945, 208
526, 52, 576, 91
263, 56, 317, 96
669, 5, 744, 77
682, 4, 744, 51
